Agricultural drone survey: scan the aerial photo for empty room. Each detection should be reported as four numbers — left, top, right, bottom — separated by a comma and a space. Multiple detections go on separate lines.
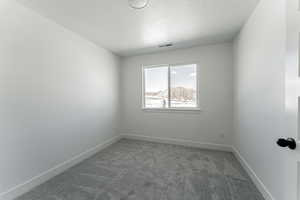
0, 0, 299, 199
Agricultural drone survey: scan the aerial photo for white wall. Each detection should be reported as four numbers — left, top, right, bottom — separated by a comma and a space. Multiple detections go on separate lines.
120, 43, 234, 146
233, 0, 286, 199
0, 0, 120, 197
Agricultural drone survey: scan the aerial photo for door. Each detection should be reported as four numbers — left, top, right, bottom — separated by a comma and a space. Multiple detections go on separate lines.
284, 0, 300, 200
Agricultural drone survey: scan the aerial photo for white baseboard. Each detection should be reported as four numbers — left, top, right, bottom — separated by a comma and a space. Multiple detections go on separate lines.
121, 134, 233, 152
0, 135, 122, 200
232, 146, 275, 200
122, 134, 274, 200
1, 134, 274, 200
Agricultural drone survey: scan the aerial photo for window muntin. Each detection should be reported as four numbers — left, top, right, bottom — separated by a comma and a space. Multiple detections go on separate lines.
143, 63, 199, 110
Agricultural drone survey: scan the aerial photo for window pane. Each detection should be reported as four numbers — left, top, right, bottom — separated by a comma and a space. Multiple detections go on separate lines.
144, 66, 169, 108
170, 64, 197, 108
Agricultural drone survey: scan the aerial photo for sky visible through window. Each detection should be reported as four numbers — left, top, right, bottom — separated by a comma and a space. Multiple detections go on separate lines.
171, 64, 197, 88
144, 66, 168, 93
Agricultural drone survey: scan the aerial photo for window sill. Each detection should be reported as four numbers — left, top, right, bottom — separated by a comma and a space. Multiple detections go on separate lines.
142, 108, 202, 113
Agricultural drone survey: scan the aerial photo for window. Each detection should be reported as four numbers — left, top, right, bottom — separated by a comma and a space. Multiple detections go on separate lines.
143, 63, 199, 110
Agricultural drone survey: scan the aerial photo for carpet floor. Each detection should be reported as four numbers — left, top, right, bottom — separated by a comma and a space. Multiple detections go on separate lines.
16, 139, 264, 200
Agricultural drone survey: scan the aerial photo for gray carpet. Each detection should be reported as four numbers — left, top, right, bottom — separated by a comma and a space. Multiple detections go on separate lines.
16, 139, 264, 200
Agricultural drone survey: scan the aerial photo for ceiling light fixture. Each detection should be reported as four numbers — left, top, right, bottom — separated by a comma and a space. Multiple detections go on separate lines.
128, 0, 149, 9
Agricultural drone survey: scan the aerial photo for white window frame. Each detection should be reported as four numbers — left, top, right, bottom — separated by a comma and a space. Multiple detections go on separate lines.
142, 62, 201, 112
